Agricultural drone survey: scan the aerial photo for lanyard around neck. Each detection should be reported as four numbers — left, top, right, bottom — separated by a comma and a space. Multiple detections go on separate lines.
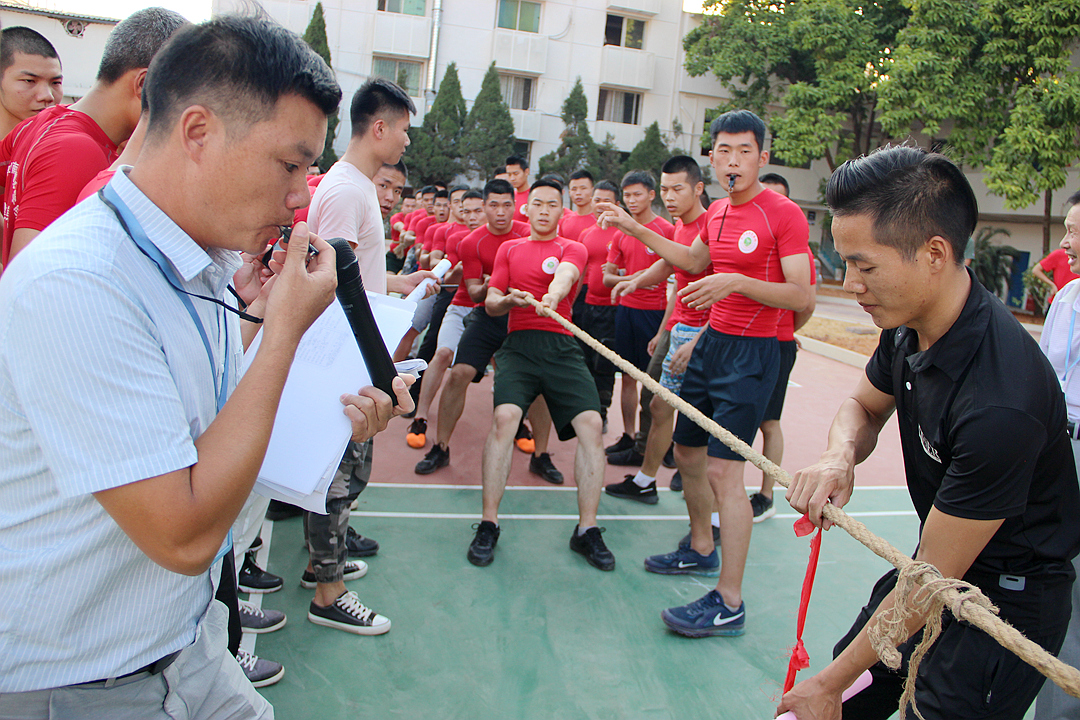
98, 183, 229, 413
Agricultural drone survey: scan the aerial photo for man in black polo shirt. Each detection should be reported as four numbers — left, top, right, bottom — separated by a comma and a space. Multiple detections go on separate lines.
780, 146, 1080, 720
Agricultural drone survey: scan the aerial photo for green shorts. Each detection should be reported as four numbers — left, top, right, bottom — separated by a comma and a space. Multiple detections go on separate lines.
492, 330, 602, 441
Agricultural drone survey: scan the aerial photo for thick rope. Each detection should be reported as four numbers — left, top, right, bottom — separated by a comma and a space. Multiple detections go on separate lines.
522, 295, 1080, 705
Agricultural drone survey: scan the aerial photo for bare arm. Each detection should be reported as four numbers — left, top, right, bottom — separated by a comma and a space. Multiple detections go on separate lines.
466, 274, 490, 304
679, 252, 812, 314
540, 262, 581, 313
793, 285, 817, 332
611, 258, 673, 297
595, 201, 710, 273
485, 285, 532, 317
9, 227, 39, 261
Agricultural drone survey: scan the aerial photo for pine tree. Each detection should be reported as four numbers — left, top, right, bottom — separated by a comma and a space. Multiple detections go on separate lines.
461, 63, 516, 178
538, 78, 600, 180
302, 2, 339, 171
595, 133, 626, 185
623, 122, 672, 179
407, 62, 467, 184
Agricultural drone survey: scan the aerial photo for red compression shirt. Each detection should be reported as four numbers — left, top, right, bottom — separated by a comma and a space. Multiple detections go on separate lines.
1038, 248, 1079, 291
669, 213, 711, 329
704, 187, 810, 337
490, 236, 587, 336
579, 224, 621, 307
457, 221, 530, 307
607, 216, 675, 311
776, 252, 818, 341
415, 215, 441, 252
559, 211, 597, 243
431, 221, 465, 256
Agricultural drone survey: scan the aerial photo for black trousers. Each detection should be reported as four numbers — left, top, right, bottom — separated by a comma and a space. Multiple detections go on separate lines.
215, 551, 241, 656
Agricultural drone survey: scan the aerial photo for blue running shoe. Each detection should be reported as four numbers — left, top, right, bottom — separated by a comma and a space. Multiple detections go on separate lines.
643, 546, 719, 576
661, 590, 745, 637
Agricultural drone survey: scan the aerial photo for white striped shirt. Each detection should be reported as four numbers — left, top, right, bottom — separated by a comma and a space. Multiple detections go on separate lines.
0, 169, 243, 691
1041, 278, 1080, 423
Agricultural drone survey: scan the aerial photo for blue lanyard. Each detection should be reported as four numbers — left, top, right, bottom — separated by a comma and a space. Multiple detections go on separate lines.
100, 184, 229, 413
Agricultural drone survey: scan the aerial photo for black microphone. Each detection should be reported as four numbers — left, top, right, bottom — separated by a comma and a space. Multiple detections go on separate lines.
328, 238, 399, 401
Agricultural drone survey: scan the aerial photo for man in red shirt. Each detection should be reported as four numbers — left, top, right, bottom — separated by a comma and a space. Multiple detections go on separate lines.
1033, 246, 1079, 303
505, 153, 531, 222
602, 170, 675, 457
559, 169, 597, 242
1, 8, 187, 268
0, 27, 63, 140
467, 178, 614, 571
598, 110, 811, 636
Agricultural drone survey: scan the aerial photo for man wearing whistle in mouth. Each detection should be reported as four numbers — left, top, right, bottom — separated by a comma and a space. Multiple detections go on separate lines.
596, 109, 811, 636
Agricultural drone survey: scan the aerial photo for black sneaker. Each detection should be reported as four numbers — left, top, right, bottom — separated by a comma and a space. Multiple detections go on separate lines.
570, 526, 615, 571
607, 447, 645, 466
236, 649, 284, 688
662, 444, 676, 469
750, 492, 776, 523
247, 535, 263, 552
239, 600, 287, 634
308, 590, 391, 635
602, 416, 609, 435
415, 443, 450, 474
605, 433, 633, 455
678, 524, 721, 550
604, 475, 659, 504
300, 560, 368, 589
467, 521, 500, 566
238, 551, 283, 594
514, 421, 535, 454
265, 499, 303, 521
670, 471, 682, 492
529, 452, 564, 484
346, 526, 379, 557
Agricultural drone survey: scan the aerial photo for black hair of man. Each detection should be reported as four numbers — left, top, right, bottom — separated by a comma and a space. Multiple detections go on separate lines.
1067, 190, 1080, 208
759, 172, 790, 195
144, 15, 341, 142
484, 178, 514, 200
462, 189, 484, 202
493, 165, 506, 176
594, 179, 621, 202
449, 184, 470, 199
391, 159, 407, 179
402, 189, 415, 199
434, 188, 449, 199
662, 155, 703, 186
709, 109, 767, 153
569, 169, 594, 184
529, 177, 563, 195
826, 145, 977, 264
97, 7, 188, 85
350, 77, 416, 138
420, 185, 436, 197
434, 181, 447, 190
621, 169, 655, 192
0, 27, 59, 73
505, 154, 529, 171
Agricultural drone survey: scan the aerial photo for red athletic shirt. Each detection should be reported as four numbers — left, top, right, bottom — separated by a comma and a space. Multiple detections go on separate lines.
513, 190, 531, 222
431, 221, 465, 256
606, 216, 675, 311
415, 215, 441, 252
404, 207, 427, 230
703, 187, 810, 337
559, 211, 597, 243
669, 214, 711, 329
457, 221, 530, 307
1, 105, 118, 267
776, 252, 818, 341
1039, 248, 1079, 291
77, 167, 115, 203
579, 224, 621, 307
490, 236, 587, 336
293, 174, 324, 225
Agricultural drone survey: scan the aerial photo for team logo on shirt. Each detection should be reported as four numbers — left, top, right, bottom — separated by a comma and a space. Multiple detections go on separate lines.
738, 230, 759, 254
542, 257, 559, 274
918, 425, 941, 463
646, 247, 657, 255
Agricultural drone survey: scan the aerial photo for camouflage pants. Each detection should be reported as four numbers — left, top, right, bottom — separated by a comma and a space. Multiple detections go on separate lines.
303, 439, 372, 584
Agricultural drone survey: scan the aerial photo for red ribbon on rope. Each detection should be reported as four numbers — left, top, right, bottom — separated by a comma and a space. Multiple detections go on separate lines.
784, 514, 823, 694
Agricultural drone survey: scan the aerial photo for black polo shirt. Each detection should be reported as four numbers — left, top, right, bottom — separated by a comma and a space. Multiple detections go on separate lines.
865, 269, 1080, 579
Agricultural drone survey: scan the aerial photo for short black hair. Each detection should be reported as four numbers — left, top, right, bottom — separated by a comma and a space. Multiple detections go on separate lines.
483, 178, 514, 199
529, 177, 563, 196
541, 173, 565, 186
1067, 190, 1080, 208
462, 189, 484, 202
594, 180, 621, 202
621, 170, 655, 192
661, 156, 703, 186
420, 185, 436, 196
826, 145, 977, 264
569, 169, 594, 184
434, 188, 449, 200
1, 27, 59, 73
493, 165, 506, 176
760, 172, 790, 196
349, 77, 416, 138
380, 161, 407, 179
145, 15, 340, 141
449, 184, 470, 199
434, 181, 447, 190
505, 154, 528, 171
98, 7, 188, 85
709, 109, 767, 152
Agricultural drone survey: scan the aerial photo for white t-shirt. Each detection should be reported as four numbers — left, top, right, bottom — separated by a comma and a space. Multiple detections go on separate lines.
307, 160, 386, 294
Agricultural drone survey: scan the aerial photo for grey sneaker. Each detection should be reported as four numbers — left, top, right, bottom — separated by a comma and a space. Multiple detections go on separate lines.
236, 649, 284, 688
239, 600, 286, 634
308, 590, 391, 635
750, 492, 776, 523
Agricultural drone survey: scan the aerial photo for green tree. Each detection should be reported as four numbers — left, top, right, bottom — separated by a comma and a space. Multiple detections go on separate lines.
408, 62, 468, 184
623, 121, 672, 178
302, 2, 339, 171
461, 63, 516, 178
595, 133, 626, 185
683, 0, 909, 171
538, 78, 600, 179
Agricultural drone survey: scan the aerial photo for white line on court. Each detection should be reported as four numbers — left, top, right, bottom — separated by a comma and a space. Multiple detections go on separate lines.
368, 482, 910, 492
350, 510, 917, 521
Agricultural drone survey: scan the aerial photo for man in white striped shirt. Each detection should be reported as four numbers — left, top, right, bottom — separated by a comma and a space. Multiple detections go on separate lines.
0, 16, 411, 719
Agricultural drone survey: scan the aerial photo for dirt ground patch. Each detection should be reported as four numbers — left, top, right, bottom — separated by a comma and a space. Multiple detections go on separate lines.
798, 315, 881, 356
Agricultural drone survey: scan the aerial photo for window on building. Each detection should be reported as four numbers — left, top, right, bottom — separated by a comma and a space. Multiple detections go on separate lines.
513, 140, 532, 164
500, 75, 535, 111
497, 0, 541, 33
377, 0, 425, 16
372, 57, 423, 98
597, 89, 641, 125
604, 14, 644, 49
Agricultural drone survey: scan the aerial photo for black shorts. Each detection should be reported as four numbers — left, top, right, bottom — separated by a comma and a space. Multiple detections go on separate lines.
762, 340, 798, 422
672, 329, 779, 460
836, 567, 1071, 720
418, 286, 456, 362
492, 330, 602, 441
614, 305, 665, 371
386, 250, 405, 274
453, 307, 508, 383
573, 301, 617, 376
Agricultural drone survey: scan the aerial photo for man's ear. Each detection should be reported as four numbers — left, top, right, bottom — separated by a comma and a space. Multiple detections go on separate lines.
925, 235, 953, 271
177, 105, 215, 160
132, 68, 149, 100
758, 150, 769, 168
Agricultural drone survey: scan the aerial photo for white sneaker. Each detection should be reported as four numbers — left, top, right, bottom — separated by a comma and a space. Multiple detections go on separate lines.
300, 560, 368, 589
308, 590, 391, 635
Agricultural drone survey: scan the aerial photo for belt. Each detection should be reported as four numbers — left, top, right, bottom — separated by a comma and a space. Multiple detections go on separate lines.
1068, 420, 1080, 440
76, 650, 182, 688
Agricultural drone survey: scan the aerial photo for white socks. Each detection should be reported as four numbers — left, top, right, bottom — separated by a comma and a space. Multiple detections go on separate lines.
632, 471, 655, 488
711, 512, 720, 528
